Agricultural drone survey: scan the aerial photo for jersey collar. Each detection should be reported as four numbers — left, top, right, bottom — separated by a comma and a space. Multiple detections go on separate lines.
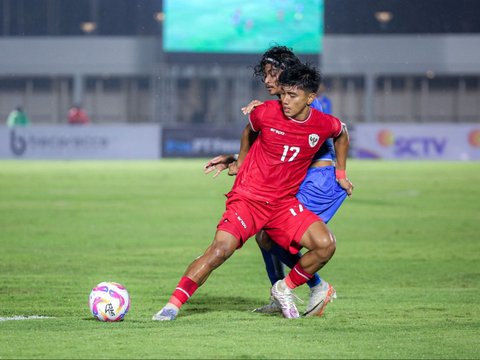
287, 108, 312, 123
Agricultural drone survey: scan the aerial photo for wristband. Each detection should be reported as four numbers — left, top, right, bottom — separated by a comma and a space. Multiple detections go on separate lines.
335, 169, 347, 180
233, 154, 239, 160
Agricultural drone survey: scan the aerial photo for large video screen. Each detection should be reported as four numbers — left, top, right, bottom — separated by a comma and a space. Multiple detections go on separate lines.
163, 0, 324, 55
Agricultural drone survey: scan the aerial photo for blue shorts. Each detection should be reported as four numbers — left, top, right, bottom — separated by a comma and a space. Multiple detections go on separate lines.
296, 166, 347, 223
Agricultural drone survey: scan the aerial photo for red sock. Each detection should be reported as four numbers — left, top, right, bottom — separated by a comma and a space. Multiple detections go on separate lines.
284, 263, 313, 289
169, 276, 199, 309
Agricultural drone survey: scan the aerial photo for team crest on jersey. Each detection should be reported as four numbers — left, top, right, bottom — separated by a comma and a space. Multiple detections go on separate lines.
309, 134, 320, 147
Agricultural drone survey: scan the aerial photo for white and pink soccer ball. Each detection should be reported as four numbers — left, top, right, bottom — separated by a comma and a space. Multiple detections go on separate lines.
89, 282, 130, 322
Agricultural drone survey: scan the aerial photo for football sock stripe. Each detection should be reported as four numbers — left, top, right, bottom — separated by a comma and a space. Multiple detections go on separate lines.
170, 276, 199, 309
285, 263, 314, 289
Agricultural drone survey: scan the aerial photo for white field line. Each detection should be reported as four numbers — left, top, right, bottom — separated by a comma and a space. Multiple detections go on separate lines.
0, 315, 55, 322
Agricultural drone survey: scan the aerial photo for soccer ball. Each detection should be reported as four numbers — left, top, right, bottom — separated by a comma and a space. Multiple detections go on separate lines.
88, 281, 130, 322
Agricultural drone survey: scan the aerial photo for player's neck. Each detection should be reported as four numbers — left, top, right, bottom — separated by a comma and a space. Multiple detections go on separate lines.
288, 107, 311, 122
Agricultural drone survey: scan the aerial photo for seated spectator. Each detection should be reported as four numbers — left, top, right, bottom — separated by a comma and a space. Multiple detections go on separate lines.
68, 104, 90, 125
6, 106, 30, 127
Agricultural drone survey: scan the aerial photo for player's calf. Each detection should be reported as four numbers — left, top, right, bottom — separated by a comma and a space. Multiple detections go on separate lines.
299, 222, 336, 274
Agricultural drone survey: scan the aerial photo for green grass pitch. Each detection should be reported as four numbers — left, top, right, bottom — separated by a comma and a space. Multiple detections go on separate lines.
0, 160, 479, 359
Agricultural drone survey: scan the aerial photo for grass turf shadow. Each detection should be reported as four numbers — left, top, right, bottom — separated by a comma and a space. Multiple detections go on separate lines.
181, 294, 262, 315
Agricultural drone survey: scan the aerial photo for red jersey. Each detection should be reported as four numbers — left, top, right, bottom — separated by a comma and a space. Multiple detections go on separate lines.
231, 100, 342, 202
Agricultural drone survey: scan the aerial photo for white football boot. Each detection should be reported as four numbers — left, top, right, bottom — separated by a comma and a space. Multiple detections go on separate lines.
303, 280, 337, 317
270, 280, 301, 319
252, 298, 282, 314
152, 304, 178, 321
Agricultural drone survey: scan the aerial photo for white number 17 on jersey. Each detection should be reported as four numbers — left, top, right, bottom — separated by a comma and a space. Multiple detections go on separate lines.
281, 146, 300, 162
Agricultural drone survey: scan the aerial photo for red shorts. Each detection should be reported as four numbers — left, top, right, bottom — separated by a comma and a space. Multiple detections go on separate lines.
217, 191, 321, 254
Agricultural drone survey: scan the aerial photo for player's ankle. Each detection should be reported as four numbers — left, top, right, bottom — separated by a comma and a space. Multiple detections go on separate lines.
165, 303, 179, 312
278, 279, 290, 291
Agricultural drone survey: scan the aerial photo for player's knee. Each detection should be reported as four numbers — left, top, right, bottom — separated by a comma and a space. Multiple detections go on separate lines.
210, 247, 229, 264
207, 240, 236, 267
312, 232, 336, 259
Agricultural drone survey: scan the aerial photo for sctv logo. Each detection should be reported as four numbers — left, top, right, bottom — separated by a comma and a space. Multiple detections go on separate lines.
10, 130, 27, 156
377, 129, 447, 157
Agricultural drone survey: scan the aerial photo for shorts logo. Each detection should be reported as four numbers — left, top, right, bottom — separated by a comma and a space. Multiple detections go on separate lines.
309, 134, 319, 147
235, 212, 247, 229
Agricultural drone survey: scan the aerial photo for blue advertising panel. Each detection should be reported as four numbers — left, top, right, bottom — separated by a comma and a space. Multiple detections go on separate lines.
162, 126, 243, 158
0, 125, 160, 160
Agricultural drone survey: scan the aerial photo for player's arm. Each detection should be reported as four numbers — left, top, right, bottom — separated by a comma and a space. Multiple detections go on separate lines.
233, 99, 263, 171
228, 122, 258, 176
230, 101, 267, 174
333, 123, 354, 196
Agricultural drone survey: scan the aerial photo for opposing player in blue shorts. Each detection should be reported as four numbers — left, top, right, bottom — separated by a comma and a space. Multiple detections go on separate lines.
205, 46, 351, 317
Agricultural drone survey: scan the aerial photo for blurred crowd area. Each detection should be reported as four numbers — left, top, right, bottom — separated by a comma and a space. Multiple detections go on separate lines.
2, 73, 478, 125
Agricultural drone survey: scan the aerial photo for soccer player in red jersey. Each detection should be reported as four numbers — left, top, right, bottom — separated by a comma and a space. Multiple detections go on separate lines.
153, 63, 353, 320
205, 46, 348, 317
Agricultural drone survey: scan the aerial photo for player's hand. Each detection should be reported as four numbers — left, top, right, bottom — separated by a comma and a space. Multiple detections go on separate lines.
338, 178, 354, 197
204, 155, 235, 178
241, 100, 263, 115
227, 161, 240, 176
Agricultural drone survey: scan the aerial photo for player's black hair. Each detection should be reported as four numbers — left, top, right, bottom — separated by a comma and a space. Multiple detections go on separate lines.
253, 45, 302, 78
278, 63, 322, 94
